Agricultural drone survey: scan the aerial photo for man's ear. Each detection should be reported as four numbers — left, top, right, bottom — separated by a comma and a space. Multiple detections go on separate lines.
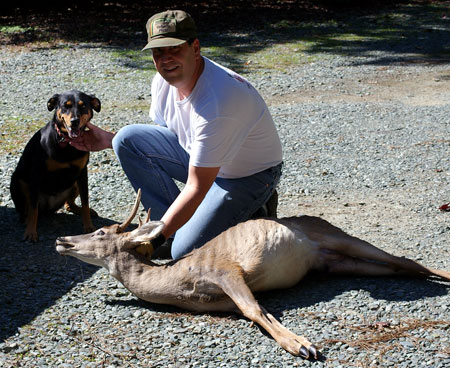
126, 221, 165, 248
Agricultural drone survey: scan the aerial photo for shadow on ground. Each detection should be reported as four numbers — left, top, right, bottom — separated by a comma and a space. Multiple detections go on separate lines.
106, 271, 450, 314
0, 205, 116, 342
1, 1, 449, 72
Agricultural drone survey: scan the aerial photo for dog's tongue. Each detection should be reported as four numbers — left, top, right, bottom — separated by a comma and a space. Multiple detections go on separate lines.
68, 127, 80, 138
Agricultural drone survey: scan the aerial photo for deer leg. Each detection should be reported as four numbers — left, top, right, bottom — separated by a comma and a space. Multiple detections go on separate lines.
296, 217, 449, 281
323, 236, 450, 281
322, 251, 421, 277
211, 270, 318, 359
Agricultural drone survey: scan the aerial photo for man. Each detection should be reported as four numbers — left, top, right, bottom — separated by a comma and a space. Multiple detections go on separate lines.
70, 10, 283, 259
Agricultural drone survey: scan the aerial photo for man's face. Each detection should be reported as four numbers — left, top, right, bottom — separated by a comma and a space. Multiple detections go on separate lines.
151, 40, 201, 92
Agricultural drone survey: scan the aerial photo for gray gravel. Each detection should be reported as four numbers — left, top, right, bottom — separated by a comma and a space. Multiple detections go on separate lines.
1, 3, 449, 367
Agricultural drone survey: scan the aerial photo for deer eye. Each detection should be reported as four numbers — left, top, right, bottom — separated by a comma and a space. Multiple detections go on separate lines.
93, 229, 105, 237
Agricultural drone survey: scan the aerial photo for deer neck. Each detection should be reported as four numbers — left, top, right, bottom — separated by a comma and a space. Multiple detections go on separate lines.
107, 251, 183, 304
108, 251, 156, 285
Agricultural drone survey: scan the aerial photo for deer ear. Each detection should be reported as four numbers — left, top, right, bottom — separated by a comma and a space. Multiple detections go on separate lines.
126, 221, 165, 248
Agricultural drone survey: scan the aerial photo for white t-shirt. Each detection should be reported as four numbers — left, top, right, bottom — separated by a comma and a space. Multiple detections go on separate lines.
149, 57, 282, 178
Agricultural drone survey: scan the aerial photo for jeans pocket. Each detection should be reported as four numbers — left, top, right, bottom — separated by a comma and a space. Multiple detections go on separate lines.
257, 162, 283, 189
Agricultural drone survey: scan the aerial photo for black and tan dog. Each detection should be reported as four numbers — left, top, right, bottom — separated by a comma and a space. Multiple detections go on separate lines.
10, 90, 101, 242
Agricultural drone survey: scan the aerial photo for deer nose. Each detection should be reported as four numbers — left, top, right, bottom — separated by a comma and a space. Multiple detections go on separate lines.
55, 237, 74, 248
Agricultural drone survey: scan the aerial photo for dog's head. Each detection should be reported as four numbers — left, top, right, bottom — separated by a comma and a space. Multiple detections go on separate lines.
47, 90, 101, 139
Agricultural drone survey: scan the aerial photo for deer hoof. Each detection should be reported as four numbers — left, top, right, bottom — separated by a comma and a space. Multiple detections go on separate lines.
299, 344, 318, 359
309, 344, 318, 359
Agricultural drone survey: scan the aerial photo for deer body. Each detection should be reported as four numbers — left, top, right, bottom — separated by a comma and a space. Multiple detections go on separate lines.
56, 190, 450, 359
85, 218, 318, 312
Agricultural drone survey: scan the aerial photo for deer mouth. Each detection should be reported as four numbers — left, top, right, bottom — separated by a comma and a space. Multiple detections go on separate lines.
55, 238, 75, 254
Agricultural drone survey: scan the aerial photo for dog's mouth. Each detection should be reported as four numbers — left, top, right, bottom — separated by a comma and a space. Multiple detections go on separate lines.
67, 126, 80, 138
62, 123, 87, 139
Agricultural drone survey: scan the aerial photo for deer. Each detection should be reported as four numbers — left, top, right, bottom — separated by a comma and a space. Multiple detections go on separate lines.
55, 189, 450, 359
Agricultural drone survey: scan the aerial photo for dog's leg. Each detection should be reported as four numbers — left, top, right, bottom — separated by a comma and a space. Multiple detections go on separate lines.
206, 268, 318, 359
77, 167, 96, 233
64, 198, 98, 217
24, 204, 39, 242
64, 183, 96, 233
16, 180, 40, 242
64, 184, 82, 214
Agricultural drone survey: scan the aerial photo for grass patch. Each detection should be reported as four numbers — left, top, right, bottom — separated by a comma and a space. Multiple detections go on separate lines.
111, 49, 155, 71
201, 41, 317, 72
0, 117, 44, 155
0, 25, 33, 35
242, 42, 317, 71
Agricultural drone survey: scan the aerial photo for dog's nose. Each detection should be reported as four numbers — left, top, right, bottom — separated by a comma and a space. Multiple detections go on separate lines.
71, 118, 80, 126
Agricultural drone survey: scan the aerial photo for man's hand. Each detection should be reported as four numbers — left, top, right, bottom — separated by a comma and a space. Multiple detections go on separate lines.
69, 121, 115, 152
160, 165, 220, 239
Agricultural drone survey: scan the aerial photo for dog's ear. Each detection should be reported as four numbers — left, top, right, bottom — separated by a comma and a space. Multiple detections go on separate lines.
47, 94, 59, 111
90, 96, 101, 113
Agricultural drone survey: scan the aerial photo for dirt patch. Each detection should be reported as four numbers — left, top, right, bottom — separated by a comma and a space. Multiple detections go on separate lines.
267, 67, 450, 107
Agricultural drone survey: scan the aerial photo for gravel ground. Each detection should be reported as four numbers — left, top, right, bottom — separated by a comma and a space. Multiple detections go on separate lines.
1, 2, 449, 367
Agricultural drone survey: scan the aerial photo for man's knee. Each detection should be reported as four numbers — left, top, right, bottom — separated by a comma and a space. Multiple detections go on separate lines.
112, 124, 142, 154
112, 124, 163, 159
112, 125, 132, 156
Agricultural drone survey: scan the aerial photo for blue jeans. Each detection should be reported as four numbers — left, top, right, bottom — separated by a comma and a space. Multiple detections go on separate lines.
112, 124, 282, 259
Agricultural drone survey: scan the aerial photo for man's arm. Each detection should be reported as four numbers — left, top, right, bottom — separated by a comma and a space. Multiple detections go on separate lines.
160, 165, 220, 239
69, 121, 115, 152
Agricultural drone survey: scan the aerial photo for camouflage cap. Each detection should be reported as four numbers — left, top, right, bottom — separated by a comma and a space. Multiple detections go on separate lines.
142, 10, 197, 51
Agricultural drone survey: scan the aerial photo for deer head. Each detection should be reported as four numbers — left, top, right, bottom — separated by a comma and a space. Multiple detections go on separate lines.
55, 189, 164, 269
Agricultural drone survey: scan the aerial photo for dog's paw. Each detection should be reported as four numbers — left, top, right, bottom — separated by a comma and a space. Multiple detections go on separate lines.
23, 230, 38, 243
83, 224, 96, 234
89, 208, 99, 218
